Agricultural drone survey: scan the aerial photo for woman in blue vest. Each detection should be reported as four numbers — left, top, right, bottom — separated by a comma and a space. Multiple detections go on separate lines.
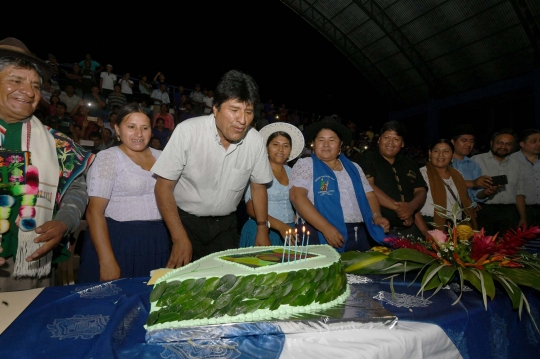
289, 117, 390, 252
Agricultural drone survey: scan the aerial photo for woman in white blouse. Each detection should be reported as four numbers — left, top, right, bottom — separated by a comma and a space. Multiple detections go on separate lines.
414, 139, 477, 238
289, 117, 390, 253
79, 103, 170, 283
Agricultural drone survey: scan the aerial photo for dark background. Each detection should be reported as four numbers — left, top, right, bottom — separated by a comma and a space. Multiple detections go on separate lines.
10, 2, 388, 130
5, 2, 535, 148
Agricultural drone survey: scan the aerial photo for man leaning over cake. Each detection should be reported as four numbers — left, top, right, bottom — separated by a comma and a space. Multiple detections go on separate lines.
152, 69, 272, 268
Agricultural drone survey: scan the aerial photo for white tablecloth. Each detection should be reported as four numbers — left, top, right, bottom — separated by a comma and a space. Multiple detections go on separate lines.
281, 321, 462, 359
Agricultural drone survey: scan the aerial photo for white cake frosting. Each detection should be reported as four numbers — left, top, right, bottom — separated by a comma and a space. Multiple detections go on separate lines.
145, 244, 349, 331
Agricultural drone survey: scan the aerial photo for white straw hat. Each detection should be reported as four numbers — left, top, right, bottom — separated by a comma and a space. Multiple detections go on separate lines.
258, 122, 305, 162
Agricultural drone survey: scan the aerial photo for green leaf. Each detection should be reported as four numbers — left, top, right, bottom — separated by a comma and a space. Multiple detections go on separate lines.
462, 268, 483, 294
437, 266, 456, 286
389, 248, 434, 264
495, 268, 540, 289
340, 251, 365, 268
420, 263, 444, 292
344, 252, 388, 273
376, 261, 425, 274
479, 270, 495, 300
149, 281, 166, 303
493, 275, 522, 309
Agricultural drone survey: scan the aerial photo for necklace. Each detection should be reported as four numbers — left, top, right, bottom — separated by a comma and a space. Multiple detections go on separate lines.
331, 160, 343, 171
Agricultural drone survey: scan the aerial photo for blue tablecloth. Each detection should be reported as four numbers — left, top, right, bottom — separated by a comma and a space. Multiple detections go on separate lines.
1, 274, 539, 359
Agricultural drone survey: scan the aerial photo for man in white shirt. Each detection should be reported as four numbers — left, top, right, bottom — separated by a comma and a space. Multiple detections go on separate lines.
150, 83, 170, 118
99, 64, 116, 98
202, 90, 213, 115
471, 128, 527, 235
509, 129, 540, 226
152, 70, 272, 268
59, 84, 82, 114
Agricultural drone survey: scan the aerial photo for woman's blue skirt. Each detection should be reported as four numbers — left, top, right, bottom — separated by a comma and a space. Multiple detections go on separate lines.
78, 217, 171, 283
239, 218, 295, 247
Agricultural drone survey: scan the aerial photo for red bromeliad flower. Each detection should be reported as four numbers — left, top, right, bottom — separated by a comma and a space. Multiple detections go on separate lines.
496, 226, 540, 257
470, 229, 498, 262
384, 237, 439, 259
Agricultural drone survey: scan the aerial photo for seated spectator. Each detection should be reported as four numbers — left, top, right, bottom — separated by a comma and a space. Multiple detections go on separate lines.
150, 137, 162, 150
153, 103, 174, 131
73, 103, 103, 140
81, 60, 96, 96
152, 118, 171, 148
59, 84, 82, 114
106, 83, 127, 110
69, 123, 83, 144
81, 84, 106, 119
88, 131, 105, 153
65, 63, 84, 98
118, 72, 134, 103
138, 75, 152, 104
47, 94, 60, 117
44, 101, 73, 135
78, 53, 103, 73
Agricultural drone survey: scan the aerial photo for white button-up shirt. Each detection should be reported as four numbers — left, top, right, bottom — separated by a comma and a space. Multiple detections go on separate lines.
151, 114, 272, 216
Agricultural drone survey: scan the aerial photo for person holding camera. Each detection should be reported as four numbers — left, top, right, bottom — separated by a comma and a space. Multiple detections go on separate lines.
81, 84, 107, 118
471, 128, 527, 235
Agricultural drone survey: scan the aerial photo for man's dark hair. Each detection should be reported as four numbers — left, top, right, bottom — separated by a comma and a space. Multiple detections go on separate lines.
451, 124, 476, 141
213, 69, 260, 111
518, 128, 540, 143
490, 128, 517, 142
380, 120, 407, 139
56, 101, 67, 110
0, 58, 44, 82
89, 131, 101, 140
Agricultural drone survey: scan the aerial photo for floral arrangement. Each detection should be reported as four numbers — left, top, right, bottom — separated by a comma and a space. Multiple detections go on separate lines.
341, 202, 540, 330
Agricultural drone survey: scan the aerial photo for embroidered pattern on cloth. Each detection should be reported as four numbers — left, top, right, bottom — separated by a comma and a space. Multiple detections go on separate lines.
446, 329, 470, 359
159, 341, 241, 359
75, 282, 122, 298
373, 291, 432, 308
47, 314, 109, 340
489, 314, 508, 359
346, 274, 373, 284
443, 283, 473, 292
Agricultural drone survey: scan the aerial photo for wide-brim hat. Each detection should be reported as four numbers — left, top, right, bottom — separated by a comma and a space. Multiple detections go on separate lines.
259, 122, 305, 162
304, 116, 353, 144
0, 37, 52, 81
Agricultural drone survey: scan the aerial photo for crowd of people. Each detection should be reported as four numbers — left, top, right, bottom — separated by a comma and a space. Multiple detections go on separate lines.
1, 37, 538, 292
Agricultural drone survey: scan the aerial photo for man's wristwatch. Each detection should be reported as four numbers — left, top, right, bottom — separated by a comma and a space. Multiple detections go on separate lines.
256, 220, 270, 228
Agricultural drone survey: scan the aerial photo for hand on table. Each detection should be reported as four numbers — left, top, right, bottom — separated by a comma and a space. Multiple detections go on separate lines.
167, 238, 192, 268
100, 261, 121, 282
26, 220, 68, 262
321, 225, 345, 248
255, 230, 271, 246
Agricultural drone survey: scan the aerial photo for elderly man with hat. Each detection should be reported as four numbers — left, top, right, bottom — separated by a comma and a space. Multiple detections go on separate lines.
289, 116, 390, 253
0, 37, 94, 291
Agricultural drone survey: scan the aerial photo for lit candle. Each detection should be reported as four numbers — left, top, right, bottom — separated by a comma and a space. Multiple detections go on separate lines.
293, 228, 298, 263
281, 229, 289, 264
287, 229, 293, 264
301, 226, 306, 259
305, 231, 310, 261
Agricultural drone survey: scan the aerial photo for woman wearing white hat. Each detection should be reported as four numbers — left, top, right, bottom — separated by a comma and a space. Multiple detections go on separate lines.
239, 123, 304, 247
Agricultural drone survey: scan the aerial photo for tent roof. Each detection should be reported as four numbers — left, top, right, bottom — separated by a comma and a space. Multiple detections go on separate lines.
281, 0, 540, 109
